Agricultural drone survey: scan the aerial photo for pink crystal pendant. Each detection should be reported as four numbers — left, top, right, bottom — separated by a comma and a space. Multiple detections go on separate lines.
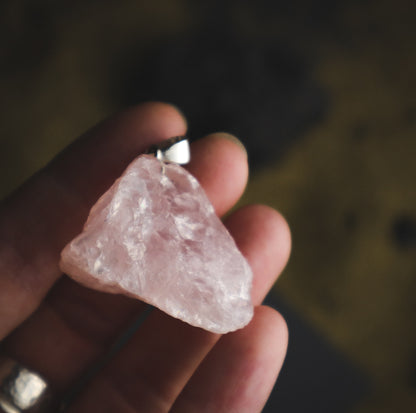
60, 137, 253, 333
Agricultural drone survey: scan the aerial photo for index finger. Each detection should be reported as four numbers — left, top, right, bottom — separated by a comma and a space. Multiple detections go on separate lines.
0, 103, 187, 339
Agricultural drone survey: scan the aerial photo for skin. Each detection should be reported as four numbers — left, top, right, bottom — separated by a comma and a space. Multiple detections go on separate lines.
0, 103, 291, 412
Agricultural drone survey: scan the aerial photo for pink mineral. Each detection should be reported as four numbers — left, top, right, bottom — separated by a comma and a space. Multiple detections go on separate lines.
59, 155, 253, 333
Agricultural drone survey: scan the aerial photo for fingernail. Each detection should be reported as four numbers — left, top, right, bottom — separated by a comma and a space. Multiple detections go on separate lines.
217, 132, 247, 158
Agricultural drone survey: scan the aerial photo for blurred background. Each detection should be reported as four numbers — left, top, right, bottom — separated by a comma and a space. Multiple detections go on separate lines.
0, 0, 415, 411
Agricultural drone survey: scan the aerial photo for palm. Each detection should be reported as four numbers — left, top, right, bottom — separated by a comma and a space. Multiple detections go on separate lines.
0, 103, 290, 412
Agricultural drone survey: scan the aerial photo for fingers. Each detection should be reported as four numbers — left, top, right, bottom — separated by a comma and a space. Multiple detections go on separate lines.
171, 306, 288, 413
2, 131, 250, 394
223, 205, 291, 304
187, 132, 248, 216
65, 205, 290, 411
50, 103, 188, 206
0, 102, 187, 339
67, 312, 218, 413
1, 101, 291, 413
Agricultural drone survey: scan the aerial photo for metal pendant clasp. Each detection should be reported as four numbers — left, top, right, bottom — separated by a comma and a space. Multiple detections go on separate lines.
146, 136, 190, 165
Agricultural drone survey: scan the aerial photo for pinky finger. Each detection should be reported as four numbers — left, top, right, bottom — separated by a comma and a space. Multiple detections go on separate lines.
171, 306, 288, 413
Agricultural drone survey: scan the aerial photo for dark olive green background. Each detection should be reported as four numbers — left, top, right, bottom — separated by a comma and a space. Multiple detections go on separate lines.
1, 1, 415, 411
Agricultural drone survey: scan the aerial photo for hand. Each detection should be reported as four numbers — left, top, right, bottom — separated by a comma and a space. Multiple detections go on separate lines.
0, 103, 291, 412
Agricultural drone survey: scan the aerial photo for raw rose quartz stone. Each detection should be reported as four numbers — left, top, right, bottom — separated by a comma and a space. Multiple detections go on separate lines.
60, 155, 253, 333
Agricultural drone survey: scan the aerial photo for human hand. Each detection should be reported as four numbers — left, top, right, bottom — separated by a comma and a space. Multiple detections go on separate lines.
0, 103, 291, 412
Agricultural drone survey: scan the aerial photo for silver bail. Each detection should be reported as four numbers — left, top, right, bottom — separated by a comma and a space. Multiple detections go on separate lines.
147, 136, 190, 165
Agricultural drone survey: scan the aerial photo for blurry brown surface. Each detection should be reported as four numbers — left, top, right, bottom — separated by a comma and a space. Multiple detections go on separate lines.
1, 0, 415, 411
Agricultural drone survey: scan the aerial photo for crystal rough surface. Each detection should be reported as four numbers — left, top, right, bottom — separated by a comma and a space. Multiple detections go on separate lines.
60, 155, 253, 333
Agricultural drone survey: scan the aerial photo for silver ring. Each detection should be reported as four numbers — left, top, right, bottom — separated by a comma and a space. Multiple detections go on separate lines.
0, 356, 53, 412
